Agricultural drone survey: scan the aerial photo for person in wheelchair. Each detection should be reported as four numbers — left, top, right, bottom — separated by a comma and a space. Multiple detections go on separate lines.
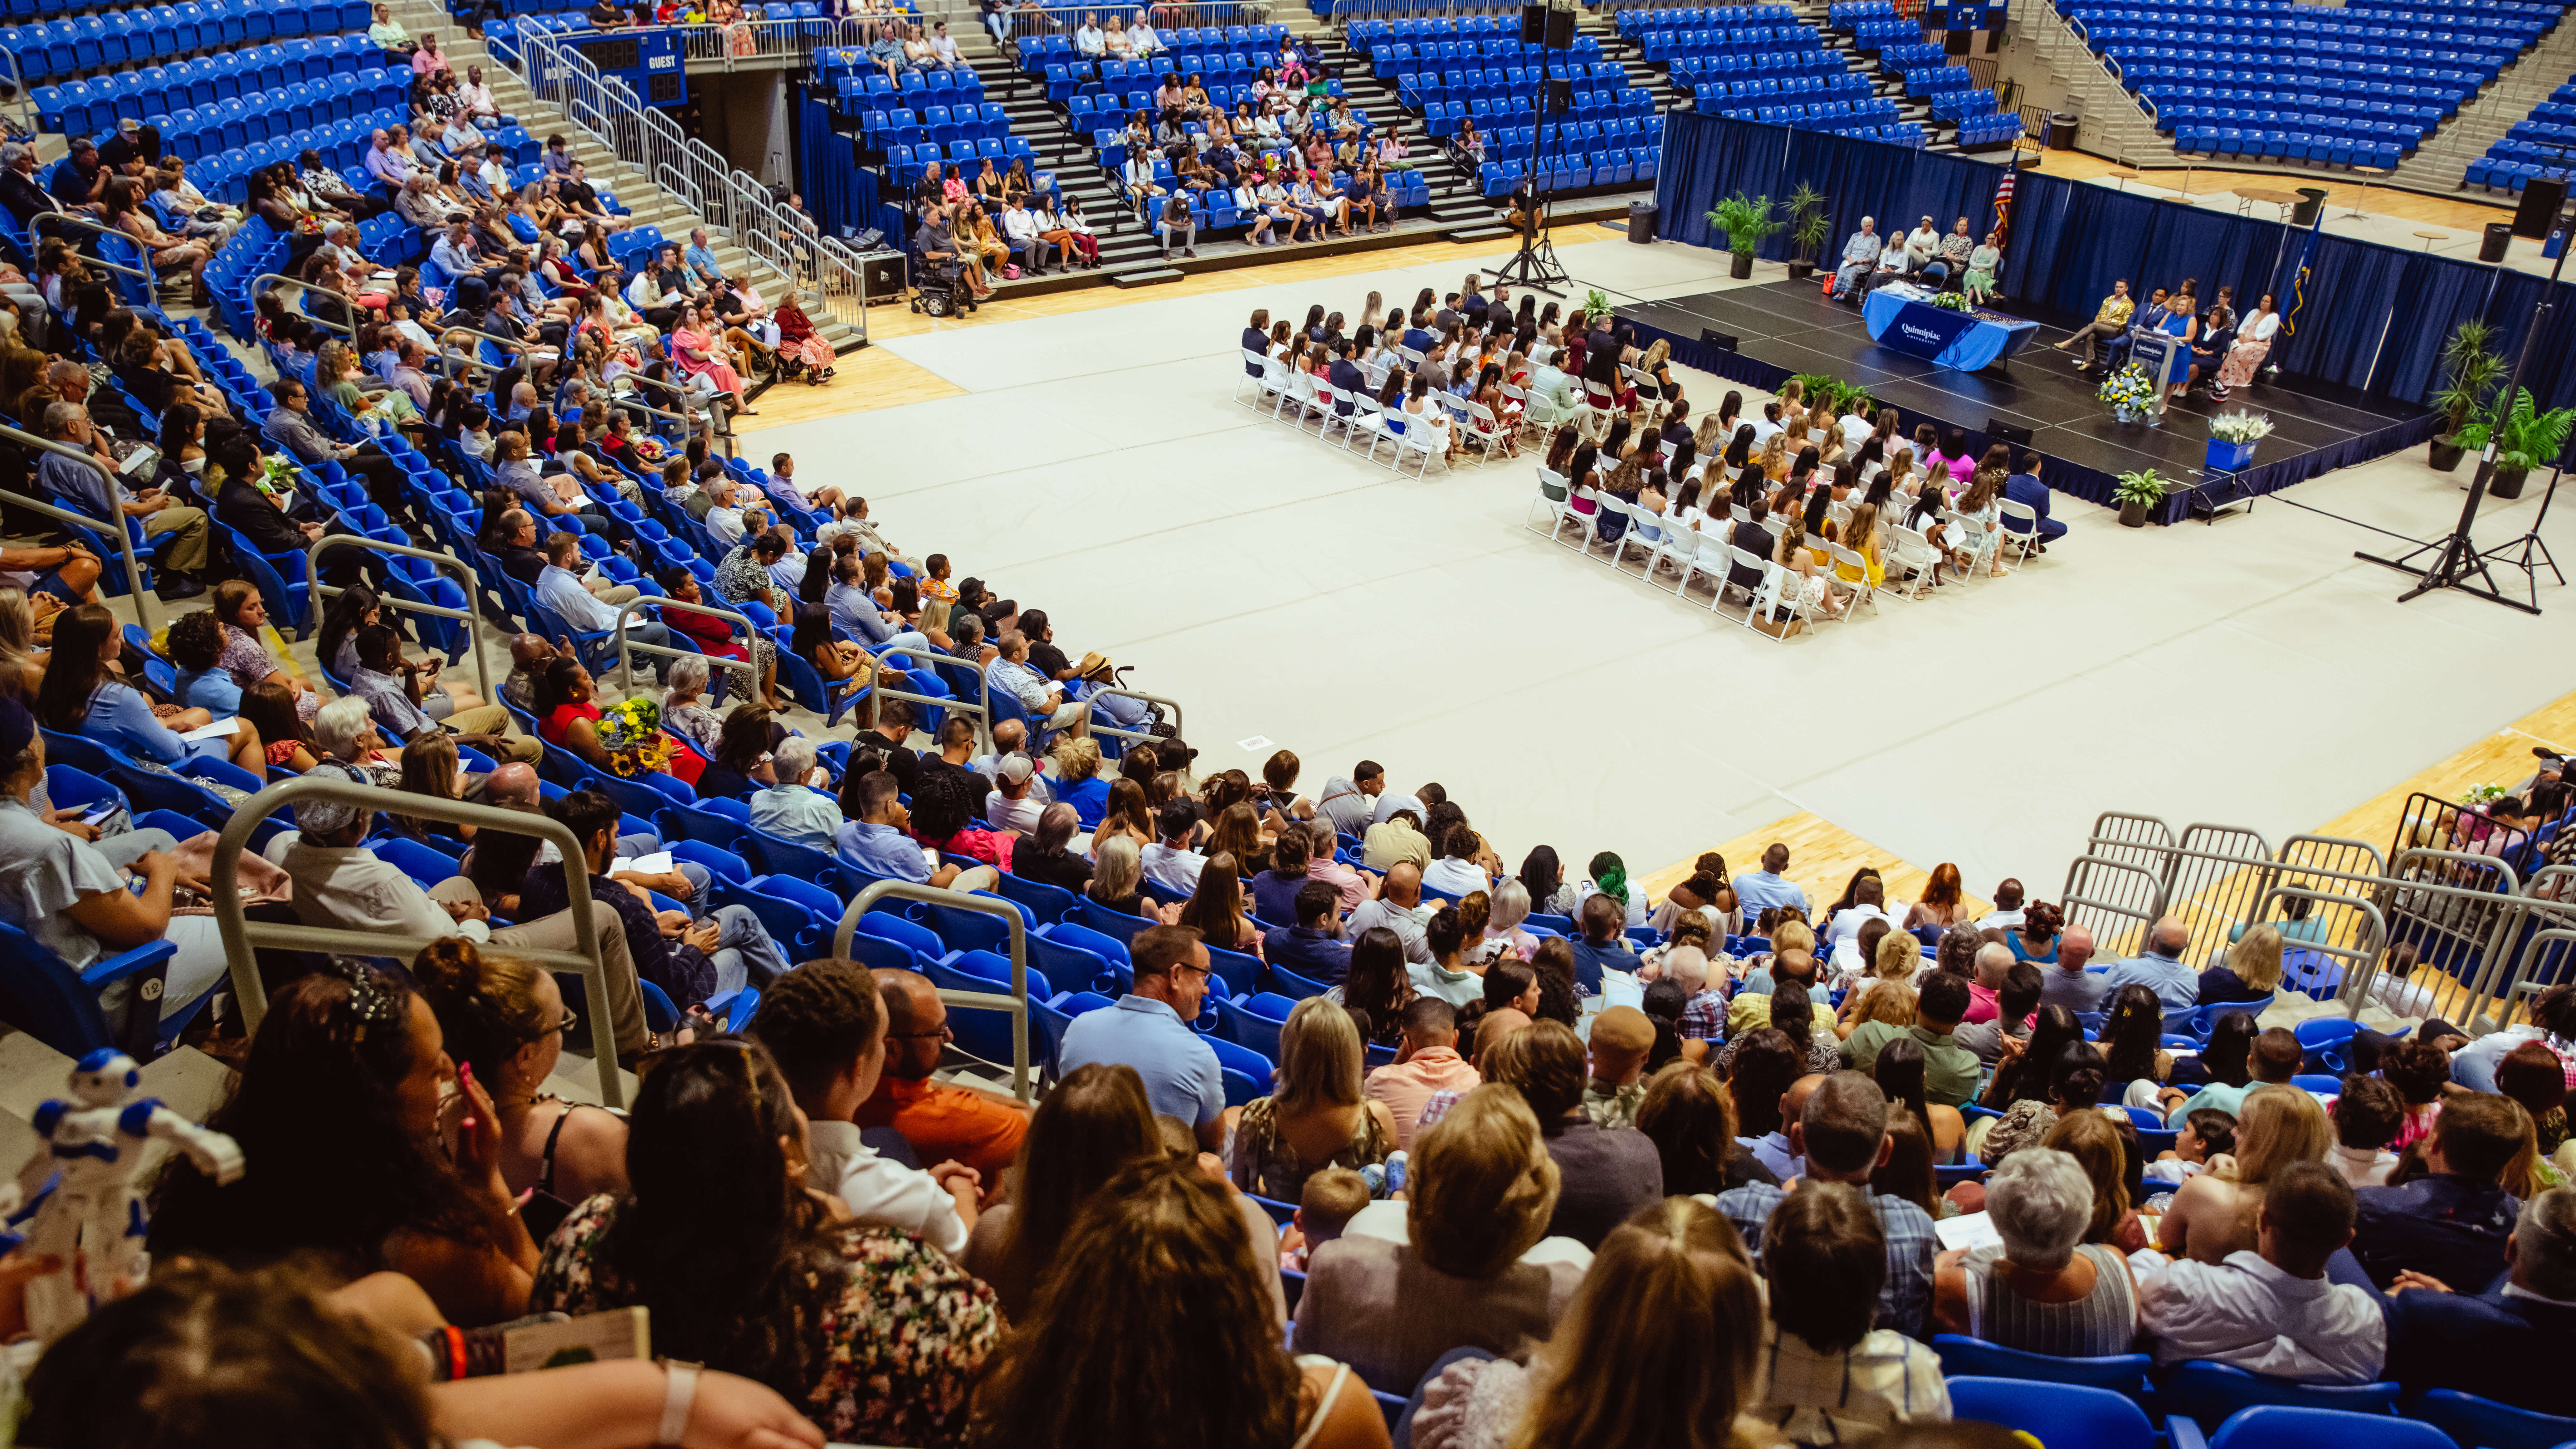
909, 209, 981, 315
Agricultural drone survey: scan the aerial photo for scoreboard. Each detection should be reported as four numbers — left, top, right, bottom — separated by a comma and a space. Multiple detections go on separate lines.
555, 28, 689, 109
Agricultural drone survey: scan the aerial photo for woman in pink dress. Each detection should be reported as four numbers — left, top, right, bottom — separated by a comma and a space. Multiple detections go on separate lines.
669, 304, 751, 413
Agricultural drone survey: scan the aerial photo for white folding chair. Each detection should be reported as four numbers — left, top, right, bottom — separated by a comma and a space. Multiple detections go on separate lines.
1749, 562, 1819, 641
1235, 349, 1273, 407
1587, 496, 1633, 564
1828, 541, 1881, 615
1674, 532, 1730, 603
1445, 395, 1498, 465
1524, 466, 1573, 536
1996, 499, 2041, 570
1307, 380, 1348, 443
1397, 344, 1425, 369
1347, 392, 1393, 461
1886, 523, 1942, 600
1563, 486, 1603, 552
1614, 507, 1669, 577
1722, 545, 1772, 622
1274, 369, 1314, 425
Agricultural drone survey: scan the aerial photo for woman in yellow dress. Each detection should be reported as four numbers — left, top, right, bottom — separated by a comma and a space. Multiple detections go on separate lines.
1835, 500, 1886, 588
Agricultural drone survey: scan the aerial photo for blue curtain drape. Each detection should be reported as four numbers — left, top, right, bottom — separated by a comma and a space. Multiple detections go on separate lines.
1652, 115, 1791, 252
1652, 111, 2576, 417
795, 88, 886, 241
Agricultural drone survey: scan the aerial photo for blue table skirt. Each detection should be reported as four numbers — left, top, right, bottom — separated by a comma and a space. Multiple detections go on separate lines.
1863, 289, 2044, 372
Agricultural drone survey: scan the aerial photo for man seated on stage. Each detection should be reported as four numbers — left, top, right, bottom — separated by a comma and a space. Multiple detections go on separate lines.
2054, 279, 2134, 372
1831, 216, 1882, 302
1901, 216, 1941, 278
2105, 286, 2173, 374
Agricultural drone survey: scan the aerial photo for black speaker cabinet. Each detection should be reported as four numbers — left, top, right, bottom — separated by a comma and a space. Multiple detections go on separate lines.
1544, 7, 1576, 48
1701, 329, 1740, 352
2512, 176, 2566, 239
1520, 4, 1546, 43
1985, 418, 2034, 446
1547, 78, 1573, 113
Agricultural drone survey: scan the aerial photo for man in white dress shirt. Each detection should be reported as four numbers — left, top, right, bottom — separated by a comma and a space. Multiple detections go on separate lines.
2135, 1159, 2386, 1382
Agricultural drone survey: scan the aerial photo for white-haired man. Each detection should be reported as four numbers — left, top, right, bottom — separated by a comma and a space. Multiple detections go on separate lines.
750, 735, 839, 848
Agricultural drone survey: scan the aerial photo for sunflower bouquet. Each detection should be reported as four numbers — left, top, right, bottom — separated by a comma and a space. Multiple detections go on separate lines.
2096, 363, 2157, 414
595, 697, 676, 778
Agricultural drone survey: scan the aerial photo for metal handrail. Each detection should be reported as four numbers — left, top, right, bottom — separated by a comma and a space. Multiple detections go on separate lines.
305, 535, 497, 710
675, 13, 876, 67
507, 27, 874, 342
833, 879, 1032, 1102
655, 162, 705, 220
608, 593, 760, 694
210, 774, 627, 1108
33, 212, 159, 283
0, 43, 32, 137
866, 643, 991, 754
0, 422, 156, 632
2239, 884, 2387, 1019
1087, 684, 1182, 751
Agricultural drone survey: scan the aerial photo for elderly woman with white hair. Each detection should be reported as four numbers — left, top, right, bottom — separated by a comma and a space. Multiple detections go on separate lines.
659, 652, 722, 753
1930, 1145, 2137, 1354
747, 734, 837, 849
1472, 877, 1542, 963
311, 694, 401, 787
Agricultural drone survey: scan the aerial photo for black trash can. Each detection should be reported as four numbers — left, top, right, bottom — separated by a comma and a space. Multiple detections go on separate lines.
2046, 112, 2080, 149
1628, 199, 1659, 243
2292, 187, 2330, 225
2482, 221, 2514, 262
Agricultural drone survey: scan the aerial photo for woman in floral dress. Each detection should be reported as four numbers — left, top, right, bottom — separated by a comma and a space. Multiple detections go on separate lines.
533, 1041, 998, 1447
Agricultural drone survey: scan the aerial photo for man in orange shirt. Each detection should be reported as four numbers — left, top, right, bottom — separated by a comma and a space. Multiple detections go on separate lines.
1362, 998, 1482, 1152
859, 968, 1031, 1194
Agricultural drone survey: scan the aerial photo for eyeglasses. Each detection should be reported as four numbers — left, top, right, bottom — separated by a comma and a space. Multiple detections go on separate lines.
887, 1021, 953, 1041
533, 1005, 579, 1039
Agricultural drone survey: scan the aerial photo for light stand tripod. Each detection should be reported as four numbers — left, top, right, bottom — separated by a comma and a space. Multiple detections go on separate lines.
2356, 208, 2570, 616
1491, 0, 1575, 294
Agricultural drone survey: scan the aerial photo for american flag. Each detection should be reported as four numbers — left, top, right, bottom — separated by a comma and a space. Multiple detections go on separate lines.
1993, 149, 2019, 246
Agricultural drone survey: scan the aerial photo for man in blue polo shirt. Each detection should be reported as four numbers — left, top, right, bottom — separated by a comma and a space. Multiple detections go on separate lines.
1059, 923, 1225, 1150
1731, 843, 1811, 921
2100, 915, 2199, 1009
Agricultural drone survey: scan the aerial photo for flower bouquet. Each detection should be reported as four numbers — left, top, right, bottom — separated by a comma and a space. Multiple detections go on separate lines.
595, 697, 677, 778
1929, 291, 1972, 313
254, 453, 300, 499
2097, 363, 2156, 422
2459, 782, 2508, 807
2206, 409, 2275, 471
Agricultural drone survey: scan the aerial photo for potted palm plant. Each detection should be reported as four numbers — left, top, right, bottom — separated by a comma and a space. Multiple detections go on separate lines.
1784, 183, 1830, 282
1705, 192, 1781, 281
2112, 467, 2169, 527
2453, 386, 2576, 500
2427, 320, 2502, 473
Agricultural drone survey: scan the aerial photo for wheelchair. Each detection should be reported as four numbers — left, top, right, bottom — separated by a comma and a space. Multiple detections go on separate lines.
906, 255, 979, 318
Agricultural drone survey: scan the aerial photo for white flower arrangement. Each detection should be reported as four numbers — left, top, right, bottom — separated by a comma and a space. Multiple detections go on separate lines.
2460, 783, 2508, 807
2208, 411, 2276, 444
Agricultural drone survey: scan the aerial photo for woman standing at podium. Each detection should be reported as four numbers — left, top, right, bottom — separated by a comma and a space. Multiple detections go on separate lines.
2211, 293, 2278, 402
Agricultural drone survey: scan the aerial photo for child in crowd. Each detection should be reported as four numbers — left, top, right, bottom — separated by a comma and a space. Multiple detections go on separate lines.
1278, 1166, 1371, 1271
2146, 1107, 2236, 1186
2328, 1074, 2404, 1189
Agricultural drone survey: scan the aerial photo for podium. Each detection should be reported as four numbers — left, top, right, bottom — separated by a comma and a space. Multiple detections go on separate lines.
2126, 330, 2185, 422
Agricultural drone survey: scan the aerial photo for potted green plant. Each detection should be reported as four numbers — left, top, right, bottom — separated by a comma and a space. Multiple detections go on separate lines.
1791, 371, 1838, 414
2427, 320, 2502, 473
2112, 467, 2169, 527
1584, 286, 1612, 323
1705, 192, 1781, 280
1784, 183, 1830, 282
2205, 410, 2275, 472
2452, 386, 2576, 500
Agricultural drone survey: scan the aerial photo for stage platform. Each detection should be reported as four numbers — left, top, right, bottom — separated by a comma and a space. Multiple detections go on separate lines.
1616, 281, 2432, 524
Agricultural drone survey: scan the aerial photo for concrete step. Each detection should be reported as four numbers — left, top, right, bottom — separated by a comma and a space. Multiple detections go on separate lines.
1110, 265, 1185, 286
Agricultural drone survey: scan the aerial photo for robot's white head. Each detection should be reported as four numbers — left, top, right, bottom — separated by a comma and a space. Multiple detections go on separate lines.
71, 1049, 141, 1106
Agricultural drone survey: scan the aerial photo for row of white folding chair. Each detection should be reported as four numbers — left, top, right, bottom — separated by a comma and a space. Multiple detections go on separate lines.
1530, 472, 1841, 641
1240, 355, 1444, 479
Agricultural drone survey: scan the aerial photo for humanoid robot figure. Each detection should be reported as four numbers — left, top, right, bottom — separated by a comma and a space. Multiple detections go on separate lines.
0, 1048, 243, 1341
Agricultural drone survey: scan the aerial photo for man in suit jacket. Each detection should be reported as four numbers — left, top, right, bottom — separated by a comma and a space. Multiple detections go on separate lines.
212, 462, 388, 592
1241, 307, 1270, 377
1727, 497, 1773, 596
1326, 340, 1367, 418
2001, 451, 2066, 550
2380, 1185, 2576, 1413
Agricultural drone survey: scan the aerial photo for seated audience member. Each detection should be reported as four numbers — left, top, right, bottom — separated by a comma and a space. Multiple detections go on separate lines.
1667, 946, 1727, 1055
1366, 997, 1482, 1152
20, 1263, 820, 1449
969, 1158, 1387, 1448
837, 767, 1000, 892
1059, 924, 1226, 1150
1268, 877, 1356, 985
2330, 1074, 2405, 1189
37, 603, 265, 773
2145, 1107, 2237, 1188
2135, 1159, 2386, 1381
2349, 1091, 2528, 1291
2199, 923, 2285, 1005
1141, 798, 1209, 899
2381, 1185, 2576, 1412
848, 967, 1031, 1187
1409, 1197, 1764, 1449
748, 733, 839, 847
1410, 903, 1484, 1007
521, 788, 789, 1002
1582, 1005, 1655, 1129
165, 607, 242, 714
1637, 1060, 1782, 1197
1481, 1019, 1662, 1248
530, 1040, 999, 1445
145, 967, 542, 1327
1933, 1145, 2139, 1353
413, 939, 629, 1212
1363, 803, 1430, 873
1845, 971, 1981, 1106
2168, 1025, 2304, 1125
1232, 996, 1398, 1200
2036, 923, 2105, 1012
1569, 891, 1642, 991
1011, 801, 1095, 896
1292, 1085, 1585, 1393
2158, 1084, 2335, 1263
1252, 823, 1322, 925
2100, 915, 2199, 1008
753, 956, 977, 1254
280, 765, 656, 1059
1282, 1168, 1374, 1273
1718, 1070, 1937, 1337
1955, 962, 2043, 1070
1748, 1181, 1953, 1442
983, 753, 1044, 835
1422, 822, 1491, 899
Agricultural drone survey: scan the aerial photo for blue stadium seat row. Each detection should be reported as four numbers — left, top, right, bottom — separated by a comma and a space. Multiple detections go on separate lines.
826, 66, 990, 116
33, 36, 390, 132
1396, 60, 1629, 110
1479, 115, 1670, 160
145, 76, 412, 162
0, 0, 368, 83
852, 99, 1018, 150
1005, 23, 1288, 72
1476, 147, 1658, 195
1613, 2, 1808, 36
1696, 95, 1916, 137
1416, 84, 1655, 135
1359, 33, 1607, 76
2466, 71, 2576, 192
881, 136, 1040, 184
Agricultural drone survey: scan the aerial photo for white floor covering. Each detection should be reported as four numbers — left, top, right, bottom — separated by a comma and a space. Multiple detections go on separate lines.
751, 235, 2576, 895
